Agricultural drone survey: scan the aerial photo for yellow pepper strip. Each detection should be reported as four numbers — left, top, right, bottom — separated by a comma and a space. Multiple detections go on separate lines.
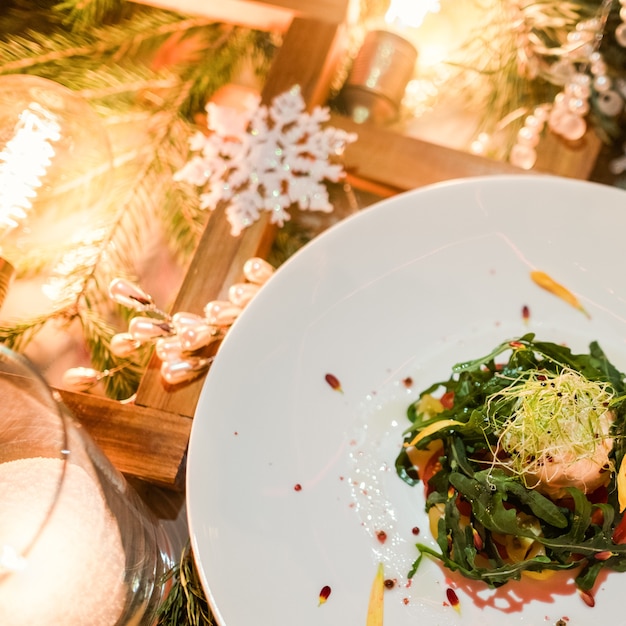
617, 457, 626, 512
405, 419, 465, 448
366, 563, 384, 626
530, 270, 590, 318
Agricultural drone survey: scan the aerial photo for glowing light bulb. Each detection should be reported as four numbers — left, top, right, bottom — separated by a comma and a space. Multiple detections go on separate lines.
384, 0, 441, 30
0, 103, 61, 240
0, 74, 112, 312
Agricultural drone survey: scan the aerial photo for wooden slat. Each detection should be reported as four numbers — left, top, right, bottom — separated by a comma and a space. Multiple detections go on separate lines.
333, 115, 604, 194
57, 389, 191, 488
333, 114, 522, 194
534, 129, 602, 180
261, 16, 351, 107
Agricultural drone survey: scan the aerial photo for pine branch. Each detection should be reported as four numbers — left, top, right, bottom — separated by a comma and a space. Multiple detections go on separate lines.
53, 0, 128, 31
0, 8, 213, 76
156, 542, 214, 626
0, 313, 58, 353
79, 307, 147, 399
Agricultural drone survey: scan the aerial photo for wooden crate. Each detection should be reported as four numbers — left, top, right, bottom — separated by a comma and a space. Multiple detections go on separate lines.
63, 0, 602, 489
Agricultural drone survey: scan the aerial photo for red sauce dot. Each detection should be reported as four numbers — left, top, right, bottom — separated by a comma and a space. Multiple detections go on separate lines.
376, 530, 387, 544
294, 483, 302, 491
402, 377, 413, 388
411, 526, 420, 535
402, 597, 409, 605
384, 579, 395, 589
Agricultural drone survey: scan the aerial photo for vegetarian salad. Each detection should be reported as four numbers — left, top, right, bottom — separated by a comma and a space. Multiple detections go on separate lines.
395, 334, 626, 601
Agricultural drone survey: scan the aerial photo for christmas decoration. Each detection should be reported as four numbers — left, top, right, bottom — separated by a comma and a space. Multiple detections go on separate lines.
506, 0, 625, 169
0, 73, 112, 307
62, 256, 275, 392
0, 0, 276, 399
156, 542, 213, 626
174, 85, 357, 236
385, 0, 626, 167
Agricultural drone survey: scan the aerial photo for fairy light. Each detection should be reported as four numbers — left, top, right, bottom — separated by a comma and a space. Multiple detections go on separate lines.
384, 0, 440, 30
0, 74, 115, 320
0, 101, 61, 308
0, 103, 61, 240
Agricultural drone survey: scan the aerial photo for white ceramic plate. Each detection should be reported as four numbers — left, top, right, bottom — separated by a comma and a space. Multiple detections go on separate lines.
187, 175, 626, 625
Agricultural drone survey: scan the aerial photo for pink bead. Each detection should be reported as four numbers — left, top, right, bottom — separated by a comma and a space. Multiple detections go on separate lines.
554, 112, 586, 141
178, 324, 218, 352
62, 367, 100, 391
160, 357, 212, 385
110, 332, 142, 358
243, 257, 274, 285
593, 74, 612, 93
567, 96, 589, 116
228, 282, 260, 308
566, 82, 590, 100
510, 144, 537, 170
108, 278, 153, 311
129, 316, 174, 341
172, 311, 207, 331
517, 125, 539, 148
156, 336, 184, 362
204, 301, 242, 326
524, 115, 542, 131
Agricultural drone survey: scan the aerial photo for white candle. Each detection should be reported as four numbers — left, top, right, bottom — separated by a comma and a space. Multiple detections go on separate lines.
0, 456, 126, 626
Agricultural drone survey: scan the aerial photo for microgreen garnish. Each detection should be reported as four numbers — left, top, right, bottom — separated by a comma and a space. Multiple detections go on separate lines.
486, 367, 615, 486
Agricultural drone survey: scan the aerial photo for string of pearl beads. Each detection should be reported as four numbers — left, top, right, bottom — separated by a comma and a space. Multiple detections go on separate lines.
62, 257, 275, 393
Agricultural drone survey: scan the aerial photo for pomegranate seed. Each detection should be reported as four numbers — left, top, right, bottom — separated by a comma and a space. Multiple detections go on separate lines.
318, 585, 331, 605
324, 373, 342, 392
578, 588, 595, 607
446, 587, 460, 612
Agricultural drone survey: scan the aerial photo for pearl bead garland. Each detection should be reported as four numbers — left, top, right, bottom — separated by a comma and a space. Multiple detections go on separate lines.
62, 257, 276, 392
509, 106, 549, 170
484, 1, 626, 170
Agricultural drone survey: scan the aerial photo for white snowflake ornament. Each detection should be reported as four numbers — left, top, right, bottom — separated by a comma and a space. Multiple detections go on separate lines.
174, 85, 357, 236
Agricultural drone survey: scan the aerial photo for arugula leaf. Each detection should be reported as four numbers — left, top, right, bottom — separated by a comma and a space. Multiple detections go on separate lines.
449, 472, 541, 537
394, 447, 420, 487
502, 478, 568, 528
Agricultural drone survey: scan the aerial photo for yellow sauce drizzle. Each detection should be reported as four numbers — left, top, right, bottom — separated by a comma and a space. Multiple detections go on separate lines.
366, 562, 384, 626
530, 270, 589, 318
